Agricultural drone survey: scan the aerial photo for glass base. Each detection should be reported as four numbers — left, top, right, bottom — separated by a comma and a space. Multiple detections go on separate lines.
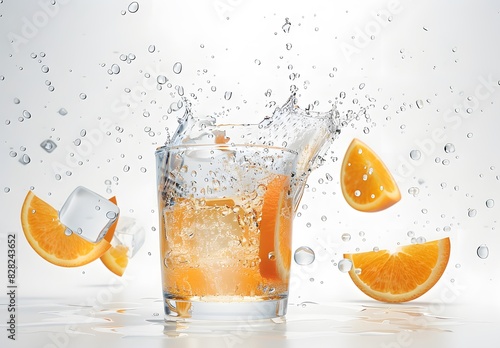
163, 295, 288, 321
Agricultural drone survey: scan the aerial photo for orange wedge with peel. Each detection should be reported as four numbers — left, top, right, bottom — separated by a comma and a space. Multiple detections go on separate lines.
100, 244, 129, 276
100, 196, 129, 276
21, 191, 115, 267
258, 175, 293, 282
343, 237, 451, 303
341, 138, 401, 212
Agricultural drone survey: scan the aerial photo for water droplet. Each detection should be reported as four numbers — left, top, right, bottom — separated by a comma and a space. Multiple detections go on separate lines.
79, 93, 87, 100
111, 64, 120, 74
64, 228, 73, 236
74, 138, 81, 146
294, 246, 315, 265
444, 143, 455, 153
13, 97, 20, 104
123, 165, 130, 172
486, 199, 494, 208
282, 18, 291, 33
157, 75, 167, 84
128, 1, 139, 13
4, 187, 10, 193
338, 259, 352, 273
173, 62, 182, 74
341, 233, 351, 242
106, 211, 117, 219
416, 236, 426, 244
477, 244, 489, 259
410, 149, 421, 160
467, 132, 473, 138
354, 190, 361, 197
359, 83, 365, 90
268, 252, 276, 261
321, 215, 327, 222
224, 91, 232, 100
19, 154, 31, 165
286, 43, 292, 50
254, 59, 261, 65
40, 139, 57, 153
467, 208, 477, 218
416, 99, 424, 109
408, 187, 419, 197
148, 44, 156, 53
41, 65, 49, 73
58, 108, 68, 116
22, 110, 31, 119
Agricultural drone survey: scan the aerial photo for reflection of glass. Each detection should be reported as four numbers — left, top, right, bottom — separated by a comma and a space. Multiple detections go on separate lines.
156, 144, 298, 321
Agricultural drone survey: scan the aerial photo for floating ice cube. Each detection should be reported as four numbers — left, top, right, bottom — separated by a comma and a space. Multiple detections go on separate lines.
59, 186, 120, 243
112, 216, 145, 258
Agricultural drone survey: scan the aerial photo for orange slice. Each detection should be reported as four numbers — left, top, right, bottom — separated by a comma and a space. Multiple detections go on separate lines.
21, 191, 113, 267
100, 244, 129, 276
343, 237, 451, 303
100, 196, 129, 276
341, 138, 401, 212
258, 175, 293, 282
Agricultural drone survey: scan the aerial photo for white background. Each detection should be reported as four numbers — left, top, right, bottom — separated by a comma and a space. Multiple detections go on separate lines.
0, 0, 499, 338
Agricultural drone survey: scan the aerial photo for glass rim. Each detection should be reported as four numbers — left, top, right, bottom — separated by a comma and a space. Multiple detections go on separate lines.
155, 143, 298, 156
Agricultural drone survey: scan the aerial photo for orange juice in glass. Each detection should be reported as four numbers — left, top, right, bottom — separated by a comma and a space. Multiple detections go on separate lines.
156, 144, 298, 321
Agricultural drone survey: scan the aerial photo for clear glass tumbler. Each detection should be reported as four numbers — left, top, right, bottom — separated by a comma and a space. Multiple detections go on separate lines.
156, 144, 298, 321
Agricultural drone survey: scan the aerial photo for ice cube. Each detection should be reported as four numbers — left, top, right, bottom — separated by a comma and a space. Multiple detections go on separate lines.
111, 216, 145, 258
59, 186, 120, 243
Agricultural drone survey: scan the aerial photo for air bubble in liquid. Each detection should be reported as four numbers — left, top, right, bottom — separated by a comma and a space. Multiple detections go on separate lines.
486, 199, 494, 208
294, 246, 315, 265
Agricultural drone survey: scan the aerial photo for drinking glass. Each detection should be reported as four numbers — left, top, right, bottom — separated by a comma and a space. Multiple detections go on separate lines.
156, 144, 298, 321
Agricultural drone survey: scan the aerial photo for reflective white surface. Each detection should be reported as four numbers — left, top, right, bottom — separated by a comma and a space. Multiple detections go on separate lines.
4, 296, 499, 347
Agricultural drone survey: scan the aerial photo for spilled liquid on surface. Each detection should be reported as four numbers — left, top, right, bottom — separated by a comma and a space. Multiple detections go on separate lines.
12, 298, 472, 342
